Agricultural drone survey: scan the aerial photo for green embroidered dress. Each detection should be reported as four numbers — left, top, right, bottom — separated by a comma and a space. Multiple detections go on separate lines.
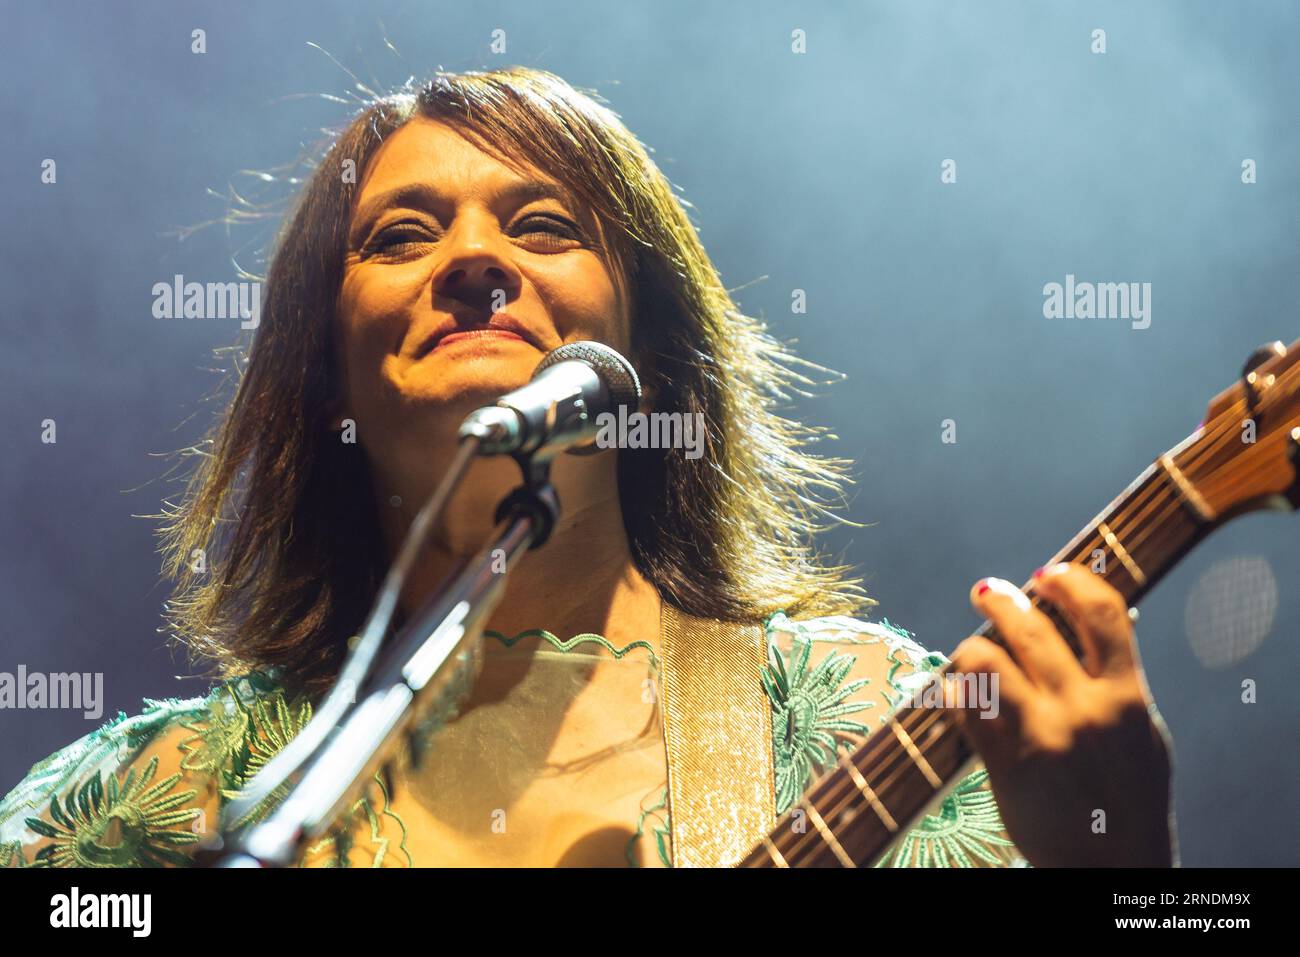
0, 612, 1025, 868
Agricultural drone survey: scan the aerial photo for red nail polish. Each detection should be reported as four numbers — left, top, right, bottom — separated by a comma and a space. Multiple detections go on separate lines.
976, 581, 990, 596
1032, 566, 1045, 579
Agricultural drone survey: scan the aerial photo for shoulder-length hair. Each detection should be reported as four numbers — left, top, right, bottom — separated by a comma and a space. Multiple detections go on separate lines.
160, 67, 868, 699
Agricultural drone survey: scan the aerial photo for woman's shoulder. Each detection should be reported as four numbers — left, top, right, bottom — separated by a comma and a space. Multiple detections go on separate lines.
0, 670, 295, 867
762, 609, 948, 708
765, 609, 946, 665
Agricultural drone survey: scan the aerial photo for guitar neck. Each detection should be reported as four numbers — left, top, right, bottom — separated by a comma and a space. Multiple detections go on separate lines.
740, 429, 1222, 868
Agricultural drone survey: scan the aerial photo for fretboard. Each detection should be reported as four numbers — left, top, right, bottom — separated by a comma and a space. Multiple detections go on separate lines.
740, 429, 1217, 867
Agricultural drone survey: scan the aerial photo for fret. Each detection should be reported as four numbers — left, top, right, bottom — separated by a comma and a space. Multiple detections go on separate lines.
799, 707, 969, 866
741, 435, 1217, 868
890, 720, 942, 789
842, 757, 899, 832
1055, 468, 1167, 598
1158, 452, 1215, 522
1095, 521, 1147, 586
803, 800, 855, 868
759, 835, 789, 868
912, 708, 954, 751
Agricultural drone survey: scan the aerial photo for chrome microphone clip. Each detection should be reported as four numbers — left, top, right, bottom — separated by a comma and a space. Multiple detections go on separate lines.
458, 341, 642, 458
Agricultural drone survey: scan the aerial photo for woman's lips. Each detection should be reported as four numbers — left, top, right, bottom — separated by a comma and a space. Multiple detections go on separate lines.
428, 328, 529, 353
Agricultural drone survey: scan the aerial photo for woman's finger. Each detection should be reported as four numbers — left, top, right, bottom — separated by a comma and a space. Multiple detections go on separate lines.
1031, 562, 1137, 679
970, 576, 1086, 692
948, 635, 1031, 765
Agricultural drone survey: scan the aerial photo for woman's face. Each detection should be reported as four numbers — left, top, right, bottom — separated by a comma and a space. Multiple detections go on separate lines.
336, 116, 631, 462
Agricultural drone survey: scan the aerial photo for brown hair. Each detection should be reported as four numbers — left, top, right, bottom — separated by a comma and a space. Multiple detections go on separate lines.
160, 67, 869, 699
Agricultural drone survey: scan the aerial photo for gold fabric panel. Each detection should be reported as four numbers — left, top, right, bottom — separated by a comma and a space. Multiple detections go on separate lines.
659, 604, 776, 866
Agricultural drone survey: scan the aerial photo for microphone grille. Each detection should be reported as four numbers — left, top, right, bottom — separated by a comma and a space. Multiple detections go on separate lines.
535, 341, 641, 409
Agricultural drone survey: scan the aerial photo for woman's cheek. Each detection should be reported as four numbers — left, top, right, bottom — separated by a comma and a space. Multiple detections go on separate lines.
339, 266, 426, 350
537, 257, 625, 348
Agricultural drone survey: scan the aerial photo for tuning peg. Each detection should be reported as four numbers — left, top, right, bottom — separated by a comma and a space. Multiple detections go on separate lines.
1242, 341, 1287, 377
1241, 341, 1287, 411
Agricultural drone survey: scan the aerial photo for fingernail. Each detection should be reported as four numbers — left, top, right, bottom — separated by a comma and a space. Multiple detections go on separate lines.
976, 580, 991, 596
1032, 566, 1045, 579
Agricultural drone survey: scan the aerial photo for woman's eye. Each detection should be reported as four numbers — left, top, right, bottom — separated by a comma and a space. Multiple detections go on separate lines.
366, 224, 434, 255
361, 215, 581, 258
515, 215, 582, 242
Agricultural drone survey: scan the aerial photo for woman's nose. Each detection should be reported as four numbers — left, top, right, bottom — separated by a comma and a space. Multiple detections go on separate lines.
432, 220, 521, 308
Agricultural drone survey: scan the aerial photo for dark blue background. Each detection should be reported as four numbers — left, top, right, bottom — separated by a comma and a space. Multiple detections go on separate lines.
2, 0, 1296, 865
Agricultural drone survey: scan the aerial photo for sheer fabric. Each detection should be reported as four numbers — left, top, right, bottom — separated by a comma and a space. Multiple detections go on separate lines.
0, 612, 1025, 868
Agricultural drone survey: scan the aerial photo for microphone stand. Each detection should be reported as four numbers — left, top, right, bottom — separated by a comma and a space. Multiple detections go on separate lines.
202, 452, 560, 867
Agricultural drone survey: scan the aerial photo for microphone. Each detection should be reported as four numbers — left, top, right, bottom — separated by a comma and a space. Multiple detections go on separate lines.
458, 341, 642, 456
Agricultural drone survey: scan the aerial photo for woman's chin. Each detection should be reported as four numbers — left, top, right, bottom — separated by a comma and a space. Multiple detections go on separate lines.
390, 367, 534, 420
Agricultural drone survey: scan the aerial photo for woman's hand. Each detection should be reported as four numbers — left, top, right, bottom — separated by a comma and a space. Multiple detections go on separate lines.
949, 563, 1177, 867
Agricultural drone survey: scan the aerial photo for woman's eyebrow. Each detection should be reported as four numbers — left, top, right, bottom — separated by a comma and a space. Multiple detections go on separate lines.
496, 179, 577, 209
349, 179, 577, 243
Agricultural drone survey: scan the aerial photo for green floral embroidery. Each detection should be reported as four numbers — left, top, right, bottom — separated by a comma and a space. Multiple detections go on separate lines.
628, 786, 671, 867
0, 700, 189, 828
239, 694, 313, 783
3, 616, 1023, 869
177, 695, 254, 782
879, 648, 949, 715
176, 671, 293, 781
177, 676, 410, 866
762, 636, 874, 814
25, 756, 201, 867
875, 768, 1019, 867
484, 628, 660, 669
354, 773, 411, 868
303, 771, 412, 868
761, 614, 1023, 868
1, 840, 26, 868
211, 690, 315, 830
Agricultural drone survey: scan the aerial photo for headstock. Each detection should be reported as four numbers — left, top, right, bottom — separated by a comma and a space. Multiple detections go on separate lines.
1187, 339, 1300, 521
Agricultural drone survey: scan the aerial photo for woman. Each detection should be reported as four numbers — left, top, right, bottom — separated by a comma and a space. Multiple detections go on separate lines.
0, 67, 1174, 868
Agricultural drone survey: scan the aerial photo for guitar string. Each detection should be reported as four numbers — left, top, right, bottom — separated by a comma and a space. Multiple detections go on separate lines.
766, 472, 1183, 866
1073, 360, 1298, 570
759, 362, 1300, 865
765, 706, 953, 866
1199, 419, 1298, 504
1022, 359, 1299, 593
765, 502, 1175, 866
1120, 360, 1300, 558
